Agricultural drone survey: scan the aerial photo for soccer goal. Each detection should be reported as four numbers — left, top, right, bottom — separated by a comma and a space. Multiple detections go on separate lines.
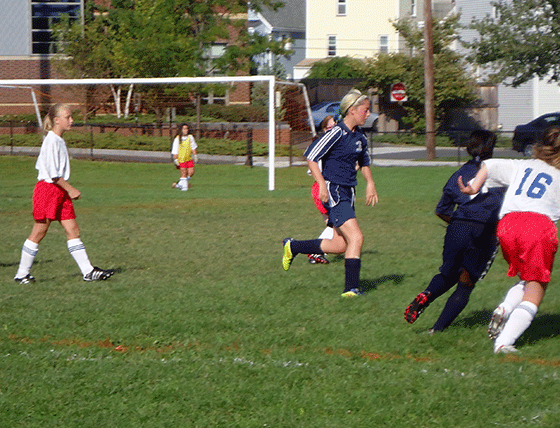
0, 75, 311, 191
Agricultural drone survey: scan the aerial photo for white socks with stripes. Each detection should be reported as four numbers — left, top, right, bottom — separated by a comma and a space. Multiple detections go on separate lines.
15, 239, 39, 279
494, 301, 538, 352
67, 238, 94, 276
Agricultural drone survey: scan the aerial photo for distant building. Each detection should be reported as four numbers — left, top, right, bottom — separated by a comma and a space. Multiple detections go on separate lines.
454, 0, 560, 132
247, 0, 306, 80
295, 0, 454, 79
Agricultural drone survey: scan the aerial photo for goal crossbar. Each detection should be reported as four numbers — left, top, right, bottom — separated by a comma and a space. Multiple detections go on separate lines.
0, 76, 277, 191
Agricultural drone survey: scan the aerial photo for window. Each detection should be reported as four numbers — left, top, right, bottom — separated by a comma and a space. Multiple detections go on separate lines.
31, 0, 83, 54
411, 0, 417, 17
328, 35, 337, 57
338, 0, 347, 15
379, 35, 389, 54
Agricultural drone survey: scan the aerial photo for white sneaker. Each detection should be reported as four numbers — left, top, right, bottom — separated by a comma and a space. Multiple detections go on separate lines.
488, 306, 507, 340
494, 344, 517, 354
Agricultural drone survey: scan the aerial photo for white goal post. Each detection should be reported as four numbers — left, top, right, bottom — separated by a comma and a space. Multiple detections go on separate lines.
0, 76, 278, 191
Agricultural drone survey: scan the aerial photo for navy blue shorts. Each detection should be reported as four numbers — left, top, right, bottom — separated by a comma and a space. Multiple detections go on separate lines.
440, 219, 499, 282
323, 182, 356, 228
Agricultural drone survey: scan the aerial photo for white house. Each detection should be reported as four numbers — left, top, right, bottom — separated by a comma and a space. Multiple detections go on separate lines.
455, 0, 560, 133
247, 0, 306, 80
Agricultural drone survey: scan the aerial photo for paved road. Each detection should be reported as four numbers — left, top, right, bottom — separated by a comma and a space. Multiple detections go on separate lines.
0, 144, 526, 168
369, 143, 524, 167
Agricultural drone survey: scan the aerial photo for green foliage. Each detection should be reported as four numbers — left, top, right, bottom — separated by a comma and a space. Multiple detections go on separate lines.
53, 0, 291, 119
0, 131, 301, 157
362, 15, 478, 133
306, 56, 365, 79
196, 104, 268, 123
371, 132, 453, 146
3, 158, 560, 426
467, 0, 560, 86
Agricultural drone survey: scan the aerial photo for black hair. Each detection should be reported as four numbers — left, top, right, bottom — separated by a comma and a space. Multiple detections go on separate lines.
466, 130, 496, 163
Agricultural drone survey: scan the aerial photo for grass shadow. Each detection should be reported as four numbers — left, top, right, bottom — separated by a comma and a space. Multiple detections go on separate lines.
517, 313, 560, 347
361, 274, 405, 293
451, 310, 560, 349
1, 259, 54, 269
451, 309, 493, 329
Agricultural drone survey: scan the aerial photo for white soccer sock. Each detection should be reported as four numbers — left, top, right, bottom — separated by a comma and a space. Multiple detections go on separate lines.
179, 177, 188, 191
67, 238, 94, 276
15, 239, 39, 279
494, 301, 538, 351
318, 226, 334, 240
500, 281, 526, 316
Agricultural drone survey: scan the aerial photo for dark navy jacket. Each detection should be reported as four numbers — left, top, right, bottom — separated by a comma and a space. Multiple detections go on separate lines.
436, 159, 505, 224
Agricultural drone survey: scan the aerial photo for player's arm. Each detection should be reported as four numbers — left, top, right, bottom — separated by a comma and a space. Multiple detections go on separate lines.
53, 177, 81, 200
307, 160, 328, 203
459, 163, 488, 195
436, 213, 452, 224
361, 166, 378, 207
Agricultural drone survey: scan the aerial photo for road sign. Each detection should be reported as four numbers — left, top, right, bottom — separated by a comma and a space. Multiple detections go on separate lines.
390, 82, 407, 102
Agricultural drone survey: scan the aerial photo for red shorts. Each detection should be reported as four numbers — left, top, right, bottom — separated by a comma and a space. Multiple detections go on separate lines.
32, 181, 76, 222
179, 160, 195, 169
497, 212, 558, 283
311, 181, 328, 215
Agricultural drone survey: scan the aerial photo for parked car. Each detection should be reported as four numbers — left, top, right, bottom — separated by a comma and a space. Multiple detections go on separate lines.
512, 112, 560, 156
310, 101, 378, 131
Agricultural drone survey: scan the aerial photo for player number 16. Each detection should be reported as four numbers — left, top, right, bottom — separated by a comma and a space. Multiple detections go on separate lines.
515, 168, 553, 199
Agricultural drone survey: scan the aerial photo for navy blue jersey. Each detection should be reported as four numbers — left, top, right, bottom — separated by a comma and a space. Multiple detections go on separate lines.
304, 122, 370, 187
436, 159, 505, 224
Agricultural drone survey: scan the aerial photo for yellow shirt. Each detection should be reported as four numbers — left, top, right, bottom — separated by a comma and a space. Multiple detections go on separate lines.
177, 135, 193, 163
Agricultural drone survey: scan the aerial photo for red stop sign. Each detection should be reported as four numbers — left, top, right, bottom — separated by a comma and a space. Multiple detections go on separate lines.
390, 83, 407, 102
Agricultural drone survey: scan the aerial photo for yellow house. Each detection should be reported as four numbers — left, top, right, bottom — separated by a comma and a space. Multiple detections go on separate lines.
295, 0, 453, 79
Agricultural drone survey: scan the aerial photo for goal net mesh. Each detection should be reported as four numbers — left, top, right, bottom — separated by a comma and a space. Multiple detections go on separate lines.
0, 76, 315, 190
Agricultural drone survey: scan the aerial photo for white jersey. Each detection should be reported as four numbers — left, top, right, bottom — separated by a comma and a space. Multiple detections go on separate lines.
171, 134, 197, 155
35, 130, 70, 183
483, 158, 560, 222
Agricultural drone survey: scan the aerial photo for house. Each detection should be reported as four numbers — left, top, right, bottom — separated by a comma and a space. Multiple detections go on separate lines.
295, 0, 454, 80
0, 0, 253, 115
454, 0, 560, 133
247, 0, 306, 80
0, 0, 90, 114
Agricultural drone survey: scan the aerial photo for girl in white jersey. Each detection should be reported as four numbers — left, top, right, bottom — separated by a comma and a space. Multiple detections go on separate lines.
459, 126, 560, 353
14, 103, 114, 283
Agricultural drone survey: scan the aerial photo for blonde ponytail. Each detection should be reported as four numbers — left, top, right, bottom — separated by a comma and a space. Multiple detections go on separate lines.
43, 103, 70, 134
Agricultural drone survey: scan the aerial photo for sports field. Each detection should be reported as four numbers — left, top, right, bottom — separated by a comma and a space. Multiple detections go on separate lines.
1, 156, 560, 427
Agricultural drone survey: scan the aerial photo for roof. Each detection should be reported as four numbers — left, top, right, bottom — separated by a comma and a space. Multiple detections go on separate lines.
258, 0, 305, 32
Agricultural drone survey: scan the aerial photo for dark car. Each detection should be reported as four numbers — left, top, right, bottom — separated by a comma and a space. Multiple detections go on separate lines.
512, 112, 560, 156
310, 101, 378, 131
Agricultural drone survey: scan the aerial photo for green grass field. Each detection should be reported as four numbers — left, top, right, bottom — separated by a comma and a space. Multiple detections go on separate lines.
1, 156, 560, 427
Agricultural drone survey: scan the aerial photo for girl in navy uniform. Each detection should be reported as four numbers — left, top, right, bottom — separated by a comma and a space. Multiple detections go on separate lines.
404, 130, 505, 332
282, 89, 378, 297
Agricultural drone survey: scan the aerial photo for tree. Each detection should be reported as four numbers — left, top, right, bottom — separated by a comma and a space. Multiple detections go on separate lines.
54, 0, 289, 123
466, 0, 560, 87
306, 56, 365, 79
361, 14, 478, 132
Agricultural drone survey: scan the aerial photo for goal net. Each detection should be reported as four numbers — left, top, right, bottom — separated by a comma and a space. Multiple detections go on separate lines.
0, 76, 315, 191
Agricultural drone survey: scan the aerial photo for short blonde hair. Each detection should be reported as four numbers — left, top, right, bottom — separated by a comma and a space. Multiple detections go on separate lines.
534, 126, 560, 169
339, 89, 368, 117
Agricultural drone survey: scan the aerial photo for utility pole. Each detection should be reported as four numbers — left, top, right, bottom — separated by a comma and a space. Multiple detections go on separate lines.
424, 0, 436, 160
